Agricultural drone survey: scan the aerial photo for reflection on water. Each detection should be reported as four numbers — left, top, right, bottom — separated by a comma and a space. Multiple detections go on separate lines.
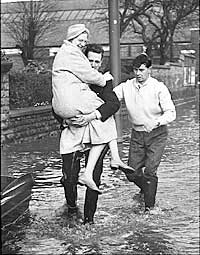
2, 100, 199, 255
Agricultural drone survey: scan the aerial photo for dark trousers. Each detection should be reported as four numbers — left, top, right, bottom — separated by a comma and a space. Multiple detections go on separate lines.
61, 145, 109, 221
127, 125, 168, 209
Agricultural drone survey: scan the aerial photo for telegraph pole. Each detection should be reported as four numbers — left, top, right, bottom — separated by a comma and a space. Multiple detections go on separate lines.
108, 0, 123, 142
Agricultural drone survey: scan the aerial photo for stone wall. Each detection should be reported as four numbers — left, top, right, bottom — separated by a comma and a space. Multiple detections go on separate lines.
1, 63, 12, 145
1, 63, 12, 175
6, 106, 60, 144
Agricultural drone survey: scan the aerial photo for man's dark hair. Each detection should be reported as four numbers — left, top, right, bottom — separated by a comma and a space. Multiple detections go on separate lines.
85, 43, 104, 58
132, 53, 152, 69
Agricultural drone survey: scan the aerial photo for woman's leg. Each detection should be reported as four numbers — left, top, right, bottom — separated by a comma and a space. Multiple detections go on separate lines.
84, 144, 105, 177
78, 144, 106, 193
109, 139, 121, 162
109, 139, 135, 174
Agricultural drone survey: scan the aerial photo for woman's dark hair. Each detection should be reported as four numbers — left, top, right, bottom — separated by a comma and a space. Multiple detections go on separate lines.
132, 53, 152, 68
85, 43, 104, 58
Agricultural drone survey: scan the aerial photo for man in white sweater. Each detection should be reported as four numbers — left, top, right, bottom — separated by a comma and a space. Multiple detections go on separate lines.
114, 54, 176, 214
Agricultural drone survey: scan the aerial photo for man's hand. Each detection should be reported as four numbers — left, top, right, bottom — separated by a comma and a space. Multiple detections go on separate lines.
70, 112, 97, 127
143, 119, 159, 133
62, 118, 73, 127
62, 118, 84, 128
103, 71, 113, 81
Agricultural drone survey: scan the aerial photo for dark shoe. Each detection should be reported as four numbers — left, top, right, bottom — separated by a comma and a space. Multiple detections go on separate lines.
125, 172, 137, 182
110, 160, 135, 174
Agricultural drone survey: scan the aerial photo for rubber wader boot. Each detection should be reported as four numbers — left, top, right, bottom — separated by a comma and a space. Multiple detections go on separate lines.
60, 151, 81, 214
143, 176, 158, 211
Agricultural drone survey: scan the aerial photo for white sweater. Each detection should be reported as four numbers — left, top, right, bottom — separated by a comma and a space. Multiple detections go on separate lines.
114, 76, 176, 131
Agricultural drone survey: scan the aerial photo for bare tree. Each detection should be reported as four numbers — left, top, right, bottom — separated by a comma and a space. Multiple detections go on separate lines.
95, 0, 199, 64
2, 0, 56, 66
94, 0, 155, 36
146, 0, 199, 64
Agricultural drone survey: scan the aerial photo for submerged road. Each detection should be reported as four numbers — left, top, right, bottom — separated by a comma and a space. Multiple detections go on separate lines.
2, 98, 199, 255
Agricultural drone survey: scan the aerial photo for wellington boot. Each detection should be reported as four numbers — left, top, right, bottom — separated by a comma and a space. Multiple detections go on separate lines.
143, 176, 158, 210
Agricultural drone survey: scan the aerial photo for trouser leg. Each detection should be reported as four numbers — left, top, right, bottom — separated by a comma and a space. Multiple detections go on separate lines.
143, 126, 168, 210
127, 129, 146, 192
84, 145, 109, 223
61, 151, 82, 211
126, 171, 145, 193
133, 175, 145, 193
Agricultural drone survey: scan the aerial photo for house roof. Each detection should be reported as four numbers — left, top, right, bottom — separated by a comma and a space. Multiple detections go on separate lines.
1, 0, 195, 50
1, 6, 144, 48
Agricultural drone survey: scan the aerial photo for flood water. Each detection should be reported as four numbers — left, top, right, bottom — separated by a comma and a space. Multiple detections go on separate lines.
2, 98, 199, 255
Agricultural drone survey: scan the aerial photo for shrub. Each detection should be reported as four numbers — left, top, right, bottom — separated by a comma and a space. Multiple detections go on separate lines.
9, 72, 52, 109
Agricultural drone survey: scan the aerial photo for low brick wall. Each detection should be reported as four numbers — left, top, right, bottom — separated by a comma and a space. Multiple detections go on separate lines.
5, 105, 60, 144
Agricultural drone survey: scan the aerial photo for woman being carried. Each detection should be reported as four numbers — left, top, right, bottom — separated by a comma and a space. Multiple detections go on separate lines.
52, 24, 134, 193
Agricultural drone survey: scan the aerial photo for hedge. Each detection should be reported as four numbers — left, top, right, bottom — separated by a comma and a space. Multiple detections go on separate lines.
9, 72, 52, 109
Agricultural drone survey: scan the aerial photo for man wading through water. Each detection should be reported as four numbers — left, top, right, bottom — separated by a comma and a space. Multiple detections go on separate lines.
114, 53, 176, 214
53, 42, 134, 224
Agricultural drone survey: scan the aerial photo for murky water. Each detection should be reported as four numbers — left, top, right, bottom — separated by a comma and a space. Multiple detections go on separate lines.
2, 98, 199, 255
